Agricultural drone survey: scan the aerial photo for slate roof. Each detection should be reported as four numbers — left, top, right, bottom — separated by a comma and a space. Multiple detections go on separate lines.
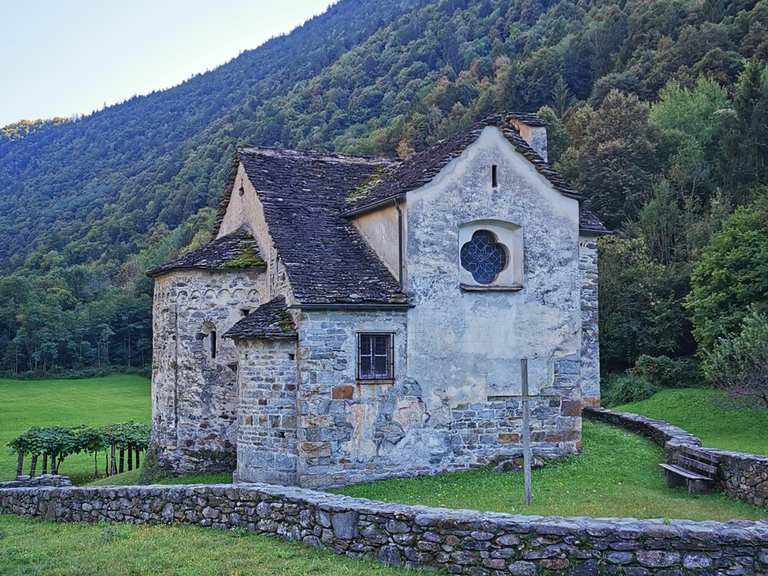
206, 113, 607, 303
579, 206, 611, 236
147, 226, 264, 277
224, 296, 297, 339
232, 148, 408, 305
508, 112, 547, 127
343, 114, 581, 217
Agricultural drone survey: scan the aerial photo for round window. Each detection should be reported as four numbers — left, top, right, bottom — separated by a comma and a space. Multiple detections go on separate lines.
460, 229, 508, 284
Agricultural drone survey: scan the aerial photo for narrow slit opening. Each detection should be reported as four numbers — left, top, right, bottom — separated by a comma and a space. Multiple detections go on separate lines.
491, 164, 498, 188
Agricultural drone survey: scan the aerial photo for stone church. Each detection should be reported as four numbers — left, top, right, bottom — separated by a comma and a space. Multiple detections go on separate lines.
147, 114, 608, 488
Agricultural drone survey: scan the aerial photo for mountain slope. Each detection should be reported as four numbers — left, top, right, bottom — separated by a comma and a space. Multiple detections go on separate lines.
0, 0, 766, 374
0, 0, 422, 269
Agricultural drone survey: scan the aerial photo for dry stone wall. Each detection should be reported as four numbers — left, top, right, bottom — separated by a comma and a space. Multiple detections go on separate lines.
585, 407, 768, 508
1, 483, 767, 575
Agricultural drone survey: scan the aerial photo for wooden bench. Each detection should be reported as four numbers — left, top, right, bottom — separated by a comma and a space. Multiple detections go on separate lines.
659, 446, 718, 494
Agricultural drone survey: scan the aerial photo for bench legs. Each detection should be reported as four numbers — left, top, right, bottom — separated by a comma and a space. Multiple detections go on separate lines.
686, 478, 712, 495
663, 469, 713, 494
663, 468, 686, 489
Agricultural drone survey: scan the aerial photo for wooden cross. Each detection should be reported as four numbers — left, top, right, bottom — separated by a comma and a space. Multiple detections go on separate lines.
521, 358, 533, 505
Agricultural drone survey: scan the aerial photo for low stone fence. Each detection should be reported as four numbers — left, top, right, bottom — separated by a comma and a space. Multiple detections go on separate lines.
585, 407, 768, 508
2, 483, 768, 575
0, 474, 72, 489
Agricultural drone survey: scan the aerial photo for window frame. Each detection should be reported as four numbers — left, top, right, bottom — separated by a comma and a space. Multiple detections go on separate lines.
458, 220, 524, 291
356, 332, 395, 383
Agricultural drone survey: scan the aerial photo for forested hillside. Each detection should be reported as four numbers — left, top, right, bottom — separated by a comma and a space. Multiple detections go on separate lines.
0, 0, 766, 380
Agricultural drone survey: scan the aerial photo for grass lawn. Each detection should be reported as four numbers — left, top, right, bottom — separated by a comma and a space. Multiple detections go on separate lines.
0, 515, 410, 576
0, 375, 150, 484
337, 421, 766, 521
617, 388, 768, 456
88, 469, 232, 486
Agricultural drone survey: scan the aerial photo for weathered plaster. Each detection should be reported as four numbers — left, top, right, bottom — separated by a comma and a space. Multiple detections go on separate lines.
405, 127, 581, 408
351, 203, 403, 281
218, 164, 295, 304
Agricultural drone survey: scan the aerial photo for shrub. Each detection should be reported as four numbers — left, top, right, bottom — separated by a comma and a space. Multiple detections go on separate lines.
703, 311, 768, 407
686, 203, 768, 351
632, 354, 701, 388
602, 373, 658, 407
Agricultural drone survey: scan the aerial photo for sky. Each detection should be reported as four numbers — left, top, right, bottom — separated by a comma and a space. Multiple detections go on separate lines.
0, 0, 336, 127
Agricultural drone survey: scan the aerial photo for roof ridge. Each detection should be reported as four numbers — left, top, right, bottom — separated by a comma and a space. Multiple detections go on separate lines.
238, 146, 393, 166
343, 114, 581, 217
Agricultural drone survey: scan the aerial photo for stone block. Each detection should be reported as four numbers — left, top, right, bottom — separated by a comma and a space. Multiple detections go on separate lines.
332, 385, 354, 400
331, 510, 359, 539
561, 399, 582, 417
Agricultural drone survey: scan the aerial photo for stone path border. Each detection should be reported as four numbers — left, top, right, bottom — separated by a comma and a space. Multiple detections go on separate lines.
585, 407, 768, 508
1, 482, 767, 574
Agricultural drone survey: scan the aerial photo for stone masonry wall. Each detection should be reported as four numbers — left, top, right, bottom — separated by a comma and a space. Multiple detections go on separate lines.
579, 238, 600, 407
285, 309, 582, 489
585, 407, 768, 509
294, 309, 413, 488
151, 269, 264, 474
2, 483, 767, 575
706, 448, 768, 508
235, 338, 299, 485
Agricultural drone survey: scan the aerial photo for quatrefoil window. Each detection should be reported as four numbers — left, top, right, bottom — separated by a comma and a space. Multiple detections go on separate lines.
460, 230, 508, 284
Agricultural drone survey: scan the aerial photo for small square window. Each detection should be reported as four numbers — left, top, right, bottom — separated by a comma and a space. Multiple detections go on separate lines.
357, 333, 394, 381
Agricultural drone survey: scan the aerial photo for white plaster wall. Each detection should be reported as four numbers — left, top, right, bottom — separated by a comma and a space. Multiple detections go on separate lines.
404, 127, 581, 410
351, 203, 402, 280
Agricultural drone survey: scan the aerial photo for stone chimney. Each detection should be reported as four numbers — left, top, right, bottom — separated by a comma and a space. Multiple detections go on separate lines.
508, 114, 548, 163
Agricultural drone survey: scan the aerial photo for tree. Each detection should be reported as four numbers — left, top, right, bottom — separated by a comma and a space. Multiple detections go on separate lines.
686, 202, 768, 351
560, 91, 659, 228
718, 60, 768, 199
704, 311, 768, 406
650, 77, 729, 199
599, 236, 690, 371
633, 179, 685, 266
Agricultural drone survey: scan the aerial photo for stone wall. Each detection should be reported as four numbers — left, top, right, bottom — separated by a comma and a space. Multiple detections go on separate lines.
150, 269, 265, 474
706, 448, 768, 508
579, 238, 600, 407
2, 483, 767, 575
279, 309, 584, 489
236, 338, 299, 485
0, 474, 71, 489
294, 309, 413, 488
585, 407, 768, 508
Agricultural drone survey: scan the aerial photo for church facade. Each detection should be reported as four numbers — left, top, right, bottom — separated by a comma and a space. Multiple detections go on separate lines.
147, 114, 608, 488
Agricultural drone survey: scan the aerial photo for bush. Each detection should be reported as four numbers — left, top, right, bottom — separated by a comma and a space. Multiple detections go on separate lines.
686, 203, 768, 351
632, 354, 701, 388
703, 311, 768, 407
602, 373, 659, 407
